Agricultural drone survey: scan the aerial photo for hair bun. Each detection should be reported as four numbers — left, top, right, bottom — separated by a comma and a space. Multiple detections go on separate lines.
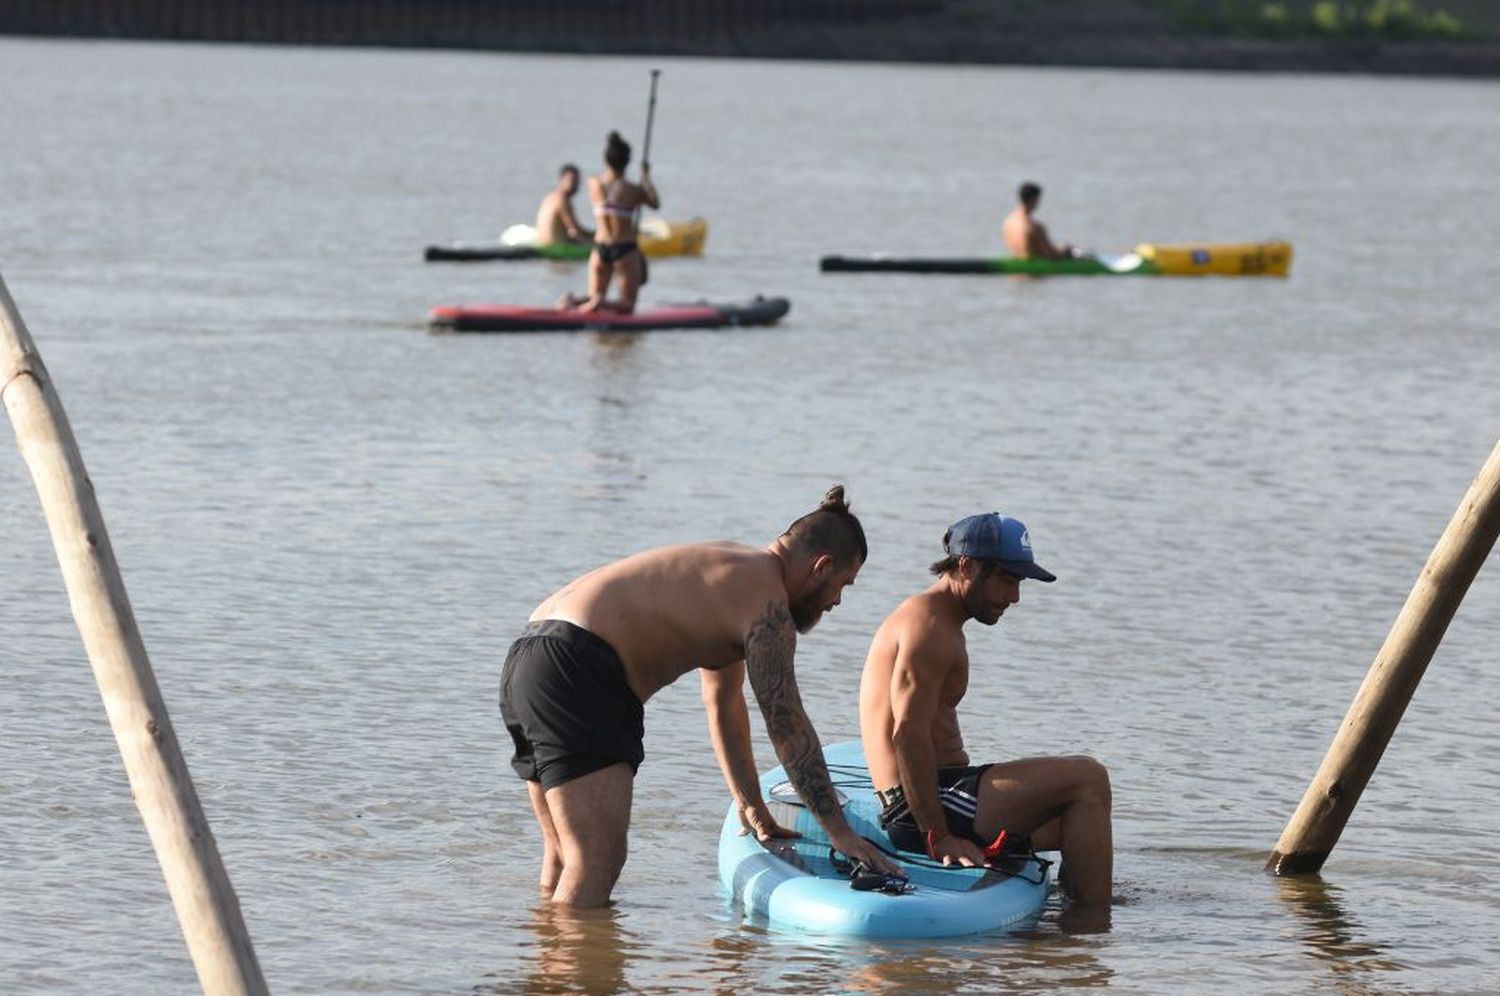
820, 484, 848, 513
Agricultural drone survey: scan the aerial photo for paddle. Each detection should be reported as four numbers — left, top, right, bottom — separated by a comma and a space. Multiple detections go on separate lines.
641, 68, 661, 175
635, 69, 660, 230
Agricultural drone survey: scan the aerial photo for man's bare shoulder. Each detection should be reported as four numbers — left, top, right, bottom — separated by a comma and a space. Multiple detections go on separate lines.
546, 540, 755, 585
880, 589, 959, 642
615, 541, 780, 591
659, 539, 769, 566
533, 541, 784, 641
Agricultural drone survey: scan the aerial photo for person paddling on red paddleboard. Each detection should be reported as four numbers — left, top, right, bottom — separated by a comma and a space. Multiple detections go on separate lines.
559, 130, 659, 314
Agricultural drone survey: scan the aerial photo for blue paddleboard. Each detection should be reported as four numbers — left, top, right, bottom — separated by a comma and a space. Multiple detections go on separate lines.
718, 740, 1050, 938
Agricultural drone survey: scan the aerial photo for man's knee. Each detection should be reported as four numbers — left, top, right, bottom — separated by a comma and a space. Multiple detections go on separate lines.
1064, 755, 1111, 807
573, 842, 628, 880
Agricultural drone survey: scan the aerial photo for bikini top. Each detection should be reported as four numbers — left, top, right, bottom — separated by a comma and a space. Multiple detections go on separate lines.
594, 179, 636, 218
595, 200, 635, 219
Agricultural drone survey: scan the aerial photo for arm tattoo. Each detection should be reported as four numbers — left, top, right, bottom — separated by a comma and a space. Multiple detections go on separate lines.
745, 600, 841, 822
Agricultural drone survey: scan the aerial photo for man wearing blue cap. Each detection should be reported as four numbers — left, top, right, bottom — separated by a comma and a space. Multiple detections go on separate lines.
858, 512, 1113, 906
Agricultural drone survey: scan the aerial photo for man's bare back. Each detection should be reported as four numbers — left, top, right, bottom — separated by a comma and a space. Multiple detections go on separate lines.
1002, 182, 1074, 260
1003, 206, 1072, 260
532, 541, 806, 702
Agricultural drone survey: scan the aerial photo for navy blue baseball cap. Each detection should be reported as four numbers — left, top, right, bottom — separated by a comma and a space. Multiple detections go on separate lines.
943, 513, 1056, 583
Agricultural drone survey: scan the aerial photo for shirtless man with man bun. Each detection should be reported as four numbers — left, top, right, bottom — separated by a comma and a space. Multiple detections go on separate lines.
500, 486, 900, 907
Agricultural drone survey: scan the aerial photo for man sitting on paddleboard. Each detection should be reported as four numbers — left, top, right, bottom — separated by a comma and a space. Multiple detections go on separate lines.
535, 163, 592, 247
500, 485, 901, 907
1002, 182, 1081, 260
858, 512, 1114, 906
560, 130, 659, 314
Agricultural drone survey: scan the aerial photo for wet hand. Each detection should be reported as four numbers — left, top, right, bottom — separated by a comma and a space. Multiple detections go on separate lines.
830, 828, 904, 878
929, 832, 986, 868
739, 800, 799, 841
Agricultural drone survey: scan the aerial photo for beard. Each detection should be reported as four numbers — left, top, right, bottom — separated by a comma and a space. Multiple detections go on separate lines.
964, 584, 1004, 626
789, 595, 824, 633
789, 578, 837, 633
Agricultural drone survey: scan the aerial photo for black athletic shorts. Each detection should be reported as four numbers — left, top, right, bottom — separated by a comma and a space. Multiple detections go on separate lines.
499, 620, 645, 790
876, 765, 994, 855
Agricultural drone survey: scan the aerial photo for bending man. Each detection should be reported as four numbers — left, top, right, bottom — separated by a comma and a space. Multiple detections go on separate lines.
858, 512, 1113, 906
501, 486, 900, 907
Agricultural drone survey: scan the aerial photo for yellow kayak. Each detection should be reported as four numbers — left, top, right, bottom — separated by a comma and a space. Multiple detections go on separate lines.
638, 216, 708, 257
1135, 241, 1293, 277
425, 217, 708, 262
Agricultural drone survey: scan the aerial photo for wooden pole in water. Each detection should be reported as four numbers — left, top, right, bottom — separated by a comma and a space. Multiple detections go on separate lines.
1267, 438, 1500, 876
0, 273, 269, 995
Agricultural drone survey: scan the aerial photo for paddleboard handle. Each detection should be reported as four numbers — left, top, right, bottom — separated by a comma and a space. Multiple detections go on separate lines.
982, 829, 1010, 861
830, 850, 912, 895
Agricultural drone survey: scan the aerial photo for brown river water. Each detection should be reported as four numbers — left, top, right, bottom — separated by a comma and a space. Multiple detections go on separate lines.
2, 36, 1498, 994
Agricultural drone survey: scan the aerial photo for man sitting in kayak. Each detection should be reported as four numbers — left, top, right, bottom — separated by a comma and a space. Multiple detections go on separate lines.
535, 164, 592, 247
560, 131, 659, 314
500, 485, 901, 907
1002, 182, 1081, 260
858, 512, 1113, 907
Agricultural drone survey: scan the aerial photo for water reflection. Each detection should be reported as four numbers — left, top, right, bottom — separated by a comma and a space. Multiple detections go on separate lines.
1006, 916, 1116, 990
477, 903, 637, 995
839, 935, 1115, 993
698, 931, 762, 995
585, 332, 646, 501
1274, 875, 1407, 985
730, 910, 1114, 993
1055, 903, 1113, 937
838, 951, 965, 993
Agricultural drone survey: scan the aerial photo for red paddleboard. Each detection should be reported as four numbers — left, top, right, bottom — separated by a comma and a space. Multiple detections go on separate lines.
429, 297, 789, 333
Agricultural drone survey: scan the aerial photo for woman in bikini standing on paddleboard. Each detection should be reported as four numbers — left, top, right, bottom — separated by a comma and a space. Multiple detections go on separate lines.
564, 131, 659, 314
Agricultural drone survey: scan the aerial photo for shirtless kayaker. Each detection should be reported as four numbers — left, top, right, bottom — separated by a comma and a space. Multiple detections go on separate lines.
534, 164, 592, 246
859, 512, 1113, 906
560, 130, 659, 314
500, 485, 901, 907
1002, 182, 1079, 260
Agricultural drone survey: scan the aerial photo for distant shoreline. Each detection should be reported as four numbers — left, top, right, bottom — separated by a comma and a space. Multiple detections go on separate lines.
535, 33, 1500, 78
3, 1, 1498, 79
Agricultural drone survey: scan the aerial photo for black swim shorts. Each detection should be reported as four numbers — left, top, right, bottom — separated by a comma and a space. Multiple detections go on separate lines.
499, 620, 645, 790
876, 765, 994, 855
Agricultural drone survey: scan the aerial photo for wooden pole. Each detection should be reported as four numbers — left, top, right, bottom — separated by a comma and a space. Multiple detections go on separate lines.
1267, 438, 1500, 875
1, 273, 268, 995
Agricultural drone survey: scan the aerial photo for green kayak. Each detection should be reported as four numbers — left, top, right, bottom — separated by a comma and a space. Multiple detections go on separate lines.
820, 255, 1133, 275
820, 241, 1293, 277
